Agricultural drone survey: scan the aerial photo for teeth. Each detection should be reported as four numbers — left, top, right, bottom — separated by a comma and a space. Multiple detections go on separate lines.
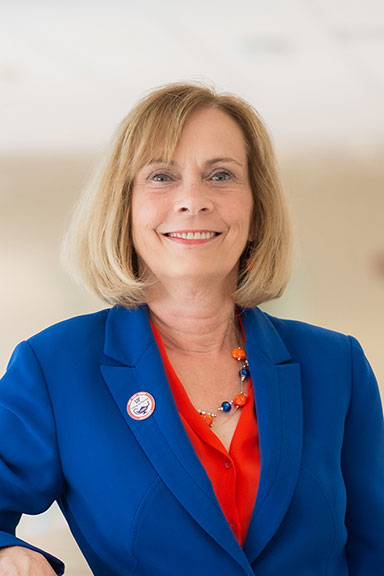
168, 232, 216, 240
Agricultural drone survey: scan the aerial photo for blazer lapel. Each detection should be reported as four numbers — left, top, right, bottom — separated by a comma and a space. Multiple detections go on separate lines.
241, 308, 303, 562
101, 306, 253, 573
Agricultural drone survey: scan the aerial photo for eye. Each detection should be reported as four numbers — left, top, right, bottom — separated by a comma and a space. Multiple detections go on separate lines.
210, 170, 233, 182
148, 172, 173, 183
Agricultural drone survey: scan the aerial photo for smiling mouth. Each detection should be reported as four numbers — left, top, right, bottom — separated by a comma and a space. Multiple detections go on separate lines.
163, 231, 220, 240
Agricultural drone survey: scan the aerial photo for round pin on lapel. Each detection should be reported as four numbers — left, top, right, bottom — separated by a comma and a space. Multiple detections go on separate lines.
127, 392, 155, 421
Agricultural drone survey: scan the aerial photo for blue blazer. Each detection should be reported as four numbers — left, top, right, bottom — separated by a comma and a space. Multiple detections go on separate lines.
0, 305, 383, 575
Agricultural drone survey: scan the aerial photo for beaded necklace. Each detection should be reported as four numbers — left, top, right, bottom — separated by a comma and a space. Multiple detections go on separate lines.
197, 347, 250, 427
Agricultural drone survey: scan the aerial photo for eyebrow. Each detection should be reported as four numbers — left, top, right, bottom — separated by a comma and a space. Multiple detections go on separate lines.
145, 157, 244, 168
205, 157, 244, 168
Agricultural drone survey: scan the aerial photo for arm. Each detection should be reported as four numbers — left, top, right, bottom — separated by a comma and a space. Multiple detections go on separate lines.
0, 341, 66, 575
342, 336, 384, 574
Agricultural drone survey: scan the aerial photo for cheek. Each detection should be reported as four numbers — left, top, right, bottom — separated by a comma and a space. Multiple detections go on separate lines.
228, 203, 254, 236
131, 199, 151, 232
130, 212, 148, 256
242, 194, 254, 238
132, 191, 167, 227
131, 205, 163, 256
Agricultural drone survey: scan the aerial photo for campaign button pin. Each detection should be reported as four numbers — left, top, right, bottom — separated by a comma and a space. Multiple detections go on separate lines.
127, 392, 155, 421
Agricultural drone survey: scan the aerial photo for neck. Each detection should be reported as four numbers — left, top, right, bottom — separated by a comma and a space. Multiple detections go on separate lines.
146, 279, 241, 356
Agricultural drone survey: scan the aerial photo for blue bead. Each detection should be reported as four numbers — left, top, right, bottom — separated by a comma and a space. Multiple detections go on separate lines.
239, 368, 250, 379
221, 401, 232, 412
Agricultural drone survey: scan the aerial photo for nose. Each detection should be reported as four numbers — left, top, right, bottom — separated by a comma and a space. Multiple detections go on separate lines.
174, 181, 214, 214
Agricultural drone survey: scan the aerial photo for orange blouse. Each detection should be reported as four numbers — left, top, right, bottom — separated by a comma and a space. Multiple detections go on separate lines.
152, 322, 260, 547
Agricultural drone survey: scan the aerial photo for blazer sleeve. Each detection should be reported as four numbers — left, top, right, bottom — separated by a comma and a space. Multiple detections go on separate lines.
342, 336, 384, 574
0, 340, 66, 575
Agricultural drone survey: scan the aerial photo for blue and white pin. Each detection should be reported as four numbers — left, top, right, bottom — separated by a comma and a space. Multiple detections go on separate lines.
127, 392, 155, 421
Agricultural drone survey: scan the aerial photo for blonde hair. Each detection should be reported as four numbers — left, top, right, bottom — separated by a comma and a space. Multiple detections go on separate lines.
62, 82, 292, 308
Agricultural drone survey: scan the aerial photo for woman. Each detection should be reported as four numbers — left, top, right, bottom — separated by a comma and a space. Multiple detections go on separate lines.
0, 83, 383, 575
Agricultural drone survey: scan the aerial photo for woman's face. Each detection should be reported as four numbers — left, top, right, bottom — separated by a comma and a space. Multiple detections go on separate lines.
131, 107, 254, 290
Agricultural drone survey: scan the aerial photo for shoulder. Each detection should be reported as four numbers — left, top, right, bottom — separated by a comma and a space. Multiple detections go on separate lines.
266, 312, 350, 345
255, 308, 355, 367
24, 305, 150, 368
26, 308, 112, 359
252, 311, 381, 411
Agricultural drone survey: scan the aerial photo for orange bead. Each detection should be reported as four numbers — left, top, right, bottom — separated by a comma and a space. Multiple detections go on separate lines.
200, 413, 214, 427
233, 393, 247, 407
232, 347, 246, 361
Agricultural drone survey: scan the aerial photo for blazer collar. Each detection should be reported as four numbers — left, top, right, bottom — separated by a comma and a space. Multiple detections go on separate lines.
102, 305, 303, 567
240, 308, 303, 562
104, 305, 153, 366
239, 307, 292, 364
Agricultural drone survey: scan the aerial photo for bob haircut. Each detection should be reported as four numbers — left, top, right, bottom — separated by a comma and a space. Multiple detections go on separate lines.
63, 82, 292, 308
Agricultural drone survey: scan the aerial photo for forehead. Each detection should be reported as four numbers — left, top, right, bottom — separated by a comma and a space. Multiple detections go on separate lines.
133, 106, 248, 172
178, 108, 247, 154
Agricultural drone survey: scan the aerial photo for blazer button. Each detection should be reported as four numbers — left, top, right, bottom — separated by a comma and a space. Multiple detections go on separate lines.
224, 460, 232, 469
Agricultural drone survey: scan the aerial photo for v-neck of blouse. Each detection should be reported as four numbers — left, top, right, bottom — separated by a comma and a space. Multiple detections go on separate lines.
151, 319, 260, 547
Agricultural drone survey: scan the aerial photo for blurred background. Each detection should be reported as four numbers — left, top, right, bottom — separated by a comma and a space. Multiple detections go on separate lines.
1, 0, 383, 573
